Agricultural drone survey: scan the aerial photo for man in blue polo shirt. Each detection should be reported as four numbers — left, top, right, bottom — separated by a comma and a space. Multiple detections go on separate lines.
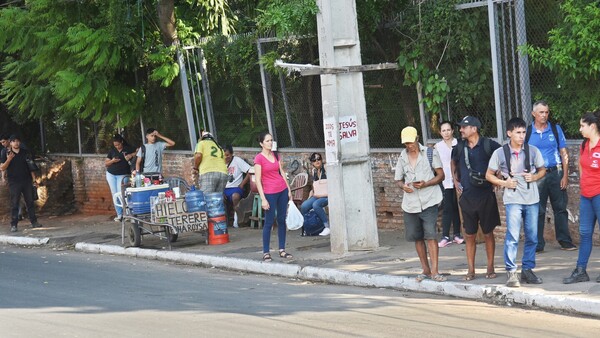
526, 101, 576, 252
451, 116, 502, 281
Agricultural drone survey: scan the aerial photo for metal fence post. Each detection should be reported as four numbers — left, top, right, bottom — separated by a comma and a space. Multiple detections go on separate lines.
488, 0, 504, 139
515, 0, 532, 123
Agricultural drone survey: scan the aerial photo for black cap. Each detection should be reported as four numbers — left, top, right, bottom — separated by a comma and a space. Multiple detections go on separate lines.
145, 128, 156, 135
8, 134, 20, 141
456, 116, 482, 128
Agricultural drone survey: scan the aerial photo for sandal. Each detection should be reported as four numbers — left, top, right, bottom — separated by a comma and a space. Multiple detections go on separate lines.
263, 253, 272, 262
432, 274, 447, 282
485, 272, 497, 279
464, 273, 476, 281
279, 250, 293, 259
415, 274, 431, 282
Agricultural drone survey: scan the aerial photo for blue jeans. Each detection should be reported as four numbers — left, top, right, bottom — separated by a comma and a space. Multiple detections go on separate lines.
263, 189, 289, 253
576, 194, 600, 268
537, 169, 572, 249
504, 203, 539, 271
301, 196, 329, 226
106, 171, 128, 217
441, 188, 461, 237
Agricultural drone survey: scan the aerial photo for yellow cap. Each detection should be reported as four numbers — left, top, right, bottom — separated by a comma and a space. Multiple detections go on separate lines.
401, 126, 418, 143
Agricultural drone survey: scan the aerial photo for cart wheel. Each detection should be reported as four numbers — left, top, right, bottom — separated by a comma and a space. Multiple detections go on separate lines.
128, 221, 141, 247
166, 227, 178, 243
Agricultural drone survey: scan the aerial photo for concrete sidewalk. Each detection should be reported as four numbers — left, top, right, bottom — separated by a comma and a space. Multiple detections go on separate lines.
2, 214, 600, 318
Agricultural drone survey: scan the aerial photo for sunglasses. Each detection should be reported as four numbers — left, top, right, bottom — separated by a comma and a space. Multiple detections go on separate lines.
310, 157, 322, 162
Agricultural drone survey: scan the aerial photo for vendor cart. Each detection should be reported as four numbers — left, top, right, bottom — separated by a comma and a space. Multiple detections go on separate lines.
119, 177, 208, 249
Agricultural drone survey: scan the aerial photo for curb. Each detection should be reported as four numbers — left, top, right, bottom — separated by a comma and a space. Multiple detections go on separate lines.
0, 235, 50, 246
74, 242, 600, 318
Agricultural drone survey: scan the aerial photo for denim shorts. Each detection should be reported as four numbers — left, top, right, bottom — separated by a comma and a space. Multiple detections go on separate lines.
404, 206, 438, 241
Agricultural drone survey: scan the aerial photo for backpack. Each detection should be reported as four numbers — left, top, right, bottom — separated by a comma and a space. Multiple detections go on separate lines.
525, 123, 560, 153
301, 210, 325, 236
455, 137, 493, 161
502, 143, 531, 189
426, 147, 444, 193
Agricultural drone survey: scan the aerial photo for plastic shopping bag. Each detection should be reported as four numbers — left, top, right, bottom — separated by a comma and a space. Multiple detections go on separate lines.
286, 201, 304, 230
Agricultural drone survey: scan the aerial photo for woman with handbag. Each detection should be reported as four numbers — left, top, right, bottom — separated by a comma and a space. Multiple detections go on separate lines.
105, 134, 135, 222
254, 132, 293, 262
301, 153, 330, 236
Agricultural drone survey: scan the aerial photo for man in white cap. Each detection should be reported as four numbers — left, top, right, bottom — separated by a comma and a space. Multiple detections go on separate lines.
395, 126, 446, 282
193, 131, 228, 193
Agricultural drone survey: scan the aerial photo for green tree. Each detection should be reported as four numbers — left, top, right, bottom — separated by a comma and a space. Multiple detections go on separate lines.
525, 0, 600, 134
0, 0, 235, 129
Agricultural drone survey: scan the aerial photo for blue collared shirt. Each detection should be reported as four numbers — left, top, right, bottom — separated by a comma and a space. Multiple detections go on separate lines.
527, 122, 566, 168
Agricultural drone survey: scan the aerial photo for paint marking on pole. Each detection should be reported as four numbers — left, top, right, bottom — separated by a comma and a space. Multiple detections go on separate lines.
339, 115, 358, 144
324, 117, 339, 164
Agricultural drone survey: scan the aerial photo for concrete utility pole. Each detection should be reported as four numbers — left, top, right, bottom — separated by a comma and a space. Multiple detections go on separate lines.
316, 0, 379, 253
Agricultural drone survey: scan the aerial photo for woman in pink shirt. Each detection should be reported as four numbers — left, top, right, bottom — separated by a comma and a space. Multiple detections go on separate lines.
254, 132, 293, 262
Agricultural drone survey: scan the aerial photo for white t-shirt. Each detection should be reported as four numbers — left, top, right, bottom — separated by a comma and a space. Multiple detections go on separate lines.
226, 156, 252, 188
434, 138, 457, 189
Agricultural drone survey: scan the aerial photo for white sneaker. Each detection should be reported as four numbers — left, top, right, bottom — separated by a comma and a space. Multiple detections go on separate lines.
319, 227, 330, 236
233, 212, 239, 228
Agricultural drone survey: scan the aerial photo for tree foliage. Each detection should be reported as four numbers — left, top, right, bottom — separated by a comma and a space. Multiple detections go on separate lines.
0, 0, 235, 129
256, 0, 318, 37
525, 0, 600, 133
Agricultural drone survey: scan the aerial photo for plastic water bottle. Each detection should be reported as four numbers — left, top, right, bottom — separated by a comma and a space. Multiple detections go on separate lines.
135, 174, 142, 188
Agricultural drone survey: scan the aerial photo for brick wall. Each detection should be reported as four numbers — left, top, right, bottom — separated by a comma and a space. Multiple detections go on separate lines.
7, 145, 594, 244
51, 153, 198, 216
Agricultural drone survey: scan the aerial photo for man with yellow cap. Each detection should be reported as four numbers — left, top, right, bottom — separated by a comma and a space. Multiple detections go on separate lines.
395, 126, 446, 282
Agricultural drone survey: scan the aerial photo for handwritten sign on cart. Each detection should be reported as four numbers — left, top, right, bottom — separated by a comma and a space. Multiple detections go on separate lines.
152, 200, 208, 233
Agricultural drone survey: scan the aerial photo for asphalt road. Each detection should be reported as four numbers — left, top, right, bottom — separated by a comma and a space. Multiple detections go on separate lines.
0, 245, 597, 337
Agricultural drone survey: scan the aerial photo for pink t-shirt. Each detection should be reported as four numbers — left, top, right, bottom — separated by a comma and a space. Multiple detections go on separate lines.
254, 153, 288, 194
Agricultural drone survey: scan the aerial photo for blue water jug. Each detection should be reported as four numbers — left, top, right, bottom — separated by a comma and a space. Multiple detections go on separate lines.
205, 192, 226, 218
185, 186, 207, 212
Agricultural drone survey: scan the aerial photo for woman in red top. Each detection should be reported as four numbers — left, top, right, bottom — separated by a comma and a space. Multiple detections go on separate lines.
254, 132, 293, 262
564, 110, 600, 284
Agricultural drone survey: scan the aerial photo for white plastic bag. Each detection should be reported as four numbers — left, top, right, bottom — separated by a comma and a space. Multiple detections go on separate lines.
286, 201, 304, 230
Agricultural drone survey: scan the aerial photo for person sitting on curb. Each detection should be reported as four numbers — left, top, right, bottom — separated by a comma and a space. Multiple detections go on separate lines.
301, 152, 330, 236
395, 126, 446, 282
486, 118, 546, 288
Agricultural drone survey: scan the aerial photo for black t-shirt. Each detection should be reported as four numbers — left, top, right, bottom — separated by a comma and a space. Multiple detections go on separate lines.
312, 168, 327, 181
106, 146, 135, 175
0, 148, 32, 183
451, 137, 501, 198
